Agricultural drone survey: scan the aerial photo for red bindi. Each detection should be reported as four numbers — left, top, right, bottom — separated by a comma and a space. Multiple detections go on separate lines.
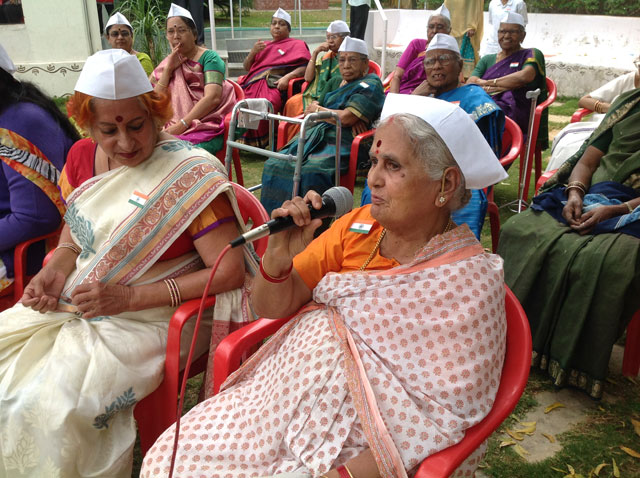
376, 140, 382, 147
375, 149, 379, 154
115, 116, 123, 122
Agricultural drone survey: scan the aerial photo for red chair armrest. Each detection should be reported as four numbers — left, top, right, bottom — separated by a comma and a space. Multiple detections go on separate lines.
14, 227, 61, 300
213, 316, 292, 394
571, 108, 593, 123
277, 114, 304, 150
287, 77, 305, 98
535, 169, 557, 195
342, 129, 376, 192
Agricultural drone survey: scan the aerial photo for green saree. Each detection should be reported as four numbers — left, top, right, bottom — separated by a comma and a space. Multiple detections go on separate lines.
497, 88, 640, 398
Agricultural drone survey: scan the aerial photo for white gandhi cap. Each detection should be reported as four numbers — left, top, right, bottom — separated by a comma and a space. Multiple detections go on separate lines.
426, 33, 459, 54
500, 11, 525, 27
381, 94, 508, 190
273, 8, 291, 26
167, 2, 194, 22
0, 42, 16, 76
432, 3, 451, 20
74, 49, 152, 100
338, 36, 369, 57
327, 20, 350, 34
105, 12, 132, 33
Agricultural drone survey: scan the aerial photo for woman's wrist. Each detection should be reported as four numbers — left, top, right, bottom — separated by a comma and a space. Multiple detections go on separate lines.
260, 253, 293, 282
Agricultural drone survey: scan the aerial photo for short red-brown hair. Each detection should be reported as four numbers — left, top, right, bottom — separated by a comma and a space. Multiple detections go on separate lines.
67, 89, 173, 132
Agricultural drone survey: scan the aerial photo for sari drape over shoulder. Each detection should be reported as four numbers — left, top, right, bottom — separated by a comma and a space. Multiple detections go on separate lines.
260, 73, 384, 215
238, 37, 311, 148
141, 210, 506, 478
153, 56, 237, 148
498, 88, 640, 399
0, 141, 255, 477
476, 48, 548, 149
395, 38, 428, 95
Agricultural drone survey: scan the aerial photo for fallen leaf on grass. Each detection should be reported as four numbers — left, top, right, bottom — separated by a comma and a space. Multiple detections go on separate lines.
620, 445, 640, 458
592, 463, 608, 476
598, 406, 606, 412
545, 402, 565, 413
542, 433, 556, 443
632, 418, 640, 437
612, 458, 620, 477
513, 444, 529, 458
499, 440, 516, 448
513, 421, 537, 435
567, 464, 575, 474
550, 466, 566, 473
505, 429, 525, 441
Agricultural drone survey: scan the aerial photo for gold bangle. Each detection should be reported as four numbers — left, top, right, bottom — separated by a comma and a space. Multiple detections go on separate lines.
179, 118, 189, 129
164, 278, 182, 308
567, 180, 587, 192
56, 242, 81, 255
493, 78, 497, 86
624, 201, 634, 213
156, 81, 168, 88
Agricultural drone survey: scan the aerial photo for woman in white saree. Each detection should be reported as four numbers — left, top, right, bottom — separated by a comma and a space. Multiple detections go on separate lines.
141, 96, 509, 478
0, 50, 253, 477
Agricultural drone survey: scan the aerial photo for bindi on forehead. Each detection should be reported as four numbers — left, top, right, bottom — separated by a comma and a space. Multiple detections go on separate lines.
115, 116, 123, 123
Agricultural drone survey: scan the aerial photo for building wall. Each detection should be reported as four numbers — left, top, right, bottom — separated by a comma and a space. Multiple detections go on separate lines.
1, 0, 102, 97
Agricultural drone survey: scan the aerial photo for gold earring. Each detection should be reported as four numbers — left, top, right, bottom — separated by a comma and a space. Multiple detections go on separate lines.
438, 170, 447, 205
439, 196, 446, 204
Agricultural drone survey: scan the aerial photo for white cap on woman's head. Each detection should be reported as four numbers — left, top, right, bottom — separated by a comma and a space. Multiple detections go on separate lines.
432, 3, 451, 20
273, 8, 291, 25
426, 33, 459, 54
500, 11, 525, 27
381, 94, 508, 189
105, 12, 132, 32
338, 36, 368, 56
167, 2, 194, 22
0, 42, 16, 76
74, 49, 152, 100
327, 20, 350, 34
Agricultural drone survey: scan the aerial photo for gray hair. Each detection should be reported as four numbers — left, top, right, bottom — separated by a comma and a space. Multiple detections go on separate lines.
376, 113, 471, 211
427, 14, 452, 33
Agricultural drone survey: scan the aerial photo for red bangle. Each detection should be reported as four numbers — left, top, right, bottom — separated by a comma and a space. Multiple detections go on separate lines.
259, 259, 293, 283
336, 465, 354, 478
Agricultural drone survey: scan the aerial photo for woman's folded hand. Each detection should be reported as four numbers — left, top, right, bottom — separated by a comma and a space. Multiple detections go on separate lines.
562, 192, 584, 227
71, 282, 134, 319
570, 204, 625, 235
21, 267, 67, 313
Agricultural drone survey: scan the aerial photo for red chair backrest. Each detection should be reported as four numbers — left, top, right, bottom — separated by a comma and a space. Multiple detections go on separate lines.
231, 183, 270, 257
528, 77, 557, 151
500, 116, 523, 169
414, 286, 531, 477
368, 60, 382, 78
228, 79, 244, 101
382, 70, 394, 88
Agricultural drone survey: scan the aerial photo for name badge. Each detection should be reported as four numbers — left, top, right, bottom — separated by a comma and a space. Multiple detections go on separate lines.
278, 48, 285, 56
128, 190, 149, 208
359, 81, 370, 88
509, 62, 519, 68
349, 222, 373, 234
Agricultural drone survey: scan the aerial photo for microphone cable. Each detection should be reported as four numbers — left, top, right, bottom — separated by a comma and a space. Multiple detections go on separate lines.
168, 243, 232, 478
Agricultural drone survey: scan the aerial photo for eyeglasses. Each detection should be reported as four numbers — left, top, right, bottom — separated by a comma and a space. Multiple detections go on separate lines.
427, 23, 448, 31
424, 54, 457, 69
339, 56, 366, 65
498, 28, 522, 36
167, 27, 189, 36
109, 30, 131, 38
326, 34, 341, 41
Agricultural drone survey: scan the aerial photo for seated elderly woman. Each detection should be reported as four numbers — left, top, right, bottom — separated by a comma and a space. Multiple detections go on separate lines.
498, 88, 640, 399
239, 8, 311, 148
283, 20, 350, 120
0, 50, 252, 477
104, 11, 153, 75
388, 4, 451, 95
468, 11, 548, 150
363, 34, 504, 239
260, 37, 384, 215
141, 95, 508, 478
151, 3, 236, 155
546, 54, 640, 172
0, 43, 79, 294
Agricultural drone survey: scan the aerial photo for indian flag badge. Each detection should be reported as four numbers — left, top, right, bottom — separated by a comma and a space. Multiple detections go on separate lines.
509, 62, 519, 68
128, 190, 149, 208
349, 222, 373, 234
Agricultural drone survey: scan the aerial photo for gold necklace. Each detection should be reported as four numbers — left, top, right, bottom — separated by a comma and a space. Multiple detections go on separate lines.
360, 228, 386, 271
444, 217, 456, 234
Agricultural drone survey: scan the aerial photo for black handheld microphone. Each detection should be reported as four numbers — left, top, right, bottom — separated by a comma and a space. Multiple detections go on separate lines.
230, 186, 354, 248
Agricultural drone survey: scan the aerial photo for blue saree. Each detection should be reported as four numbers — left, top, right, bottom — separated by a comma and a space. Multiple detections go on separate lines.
261, 73, 385, 215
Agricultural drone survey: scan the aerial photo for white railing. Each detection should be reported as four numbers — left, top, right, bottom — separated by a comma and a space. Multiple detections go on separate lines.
373, 0, 388, 76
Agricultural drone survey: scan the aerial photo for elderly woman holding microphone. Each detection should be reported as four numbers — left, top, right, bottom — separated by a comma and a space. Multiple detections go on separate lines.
141, 94, 508, 478
0, 50, 252, 477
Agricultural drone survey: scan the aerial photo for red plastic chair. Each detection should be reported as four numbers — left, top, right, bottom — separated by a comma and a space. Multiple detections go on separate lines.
487, 117, 524, 252
519, 77, 557, 202
215, 80, 245, 186
0, 228, 62, 311
212, 287, 531, 477
571, 108, 593, 123
536, 169, 640, 377
134, 183, 270, 454
382, 70, 394, 89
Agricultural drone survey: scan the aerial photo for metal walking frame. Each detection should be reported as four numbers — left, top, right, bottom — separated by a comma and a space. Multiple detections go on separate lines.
224, 98, 342, 197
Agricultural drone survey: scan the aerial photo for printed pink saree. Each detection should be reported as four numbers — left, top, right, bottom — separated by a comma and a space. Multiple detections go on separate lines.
141, 225, 506, 478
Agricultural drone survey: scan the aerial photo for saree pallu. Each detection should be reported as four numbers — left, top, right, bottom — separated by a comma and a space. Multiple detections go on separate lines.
498, 90, 640, 398
153, 57, 237, 150
395, 38, 428, 95
239, 38, 311, 148
0, 140, 254, 477
141, 225, 506, 478
482, 48, 548, 150
260, 74, 384, 215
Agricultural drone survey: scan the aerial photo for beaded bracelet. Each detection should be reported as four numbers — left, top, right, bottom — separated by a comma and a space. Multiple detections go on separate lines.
56, 242, 82, 255
259, 260, 293, 283
164, 278, 182, 308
